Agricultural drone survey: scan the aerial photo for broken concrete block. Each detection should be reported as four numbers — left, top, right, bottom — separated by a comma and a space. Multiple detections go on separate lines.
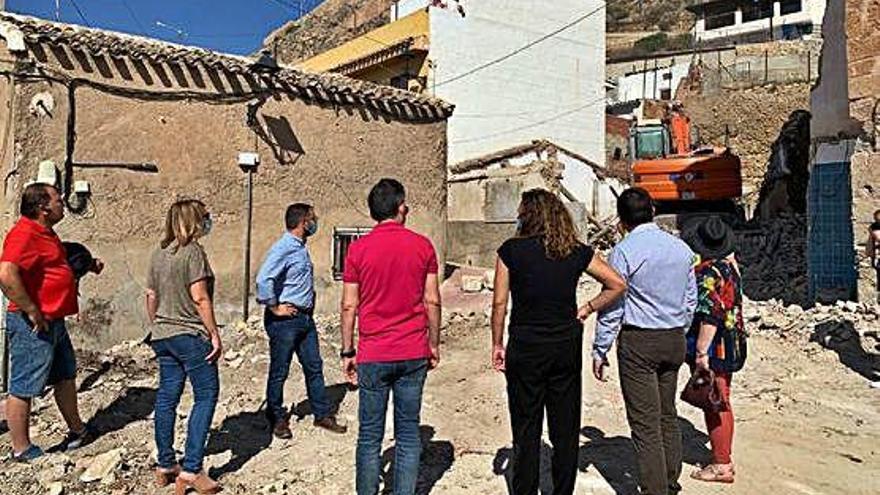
47, 482, 64, 495
80, 448, 124, 483
461, 275, 484, 293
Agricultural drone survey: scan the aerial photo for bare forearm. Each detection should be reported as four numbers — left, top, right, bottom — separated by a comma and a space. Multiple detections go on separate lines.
194, 298, 219, 336
145, 294, 158, 323
696, 323, 718, 354
0, 274, 38, 315
588, 286, 622, 314
490, 303, 506, 347
426, 303, 441, 349
341, 309, 356, 350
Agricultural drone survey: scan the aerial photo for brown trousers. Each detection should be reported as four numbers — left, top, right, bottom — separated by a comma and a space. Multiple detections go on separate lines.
617, 327, 686, 495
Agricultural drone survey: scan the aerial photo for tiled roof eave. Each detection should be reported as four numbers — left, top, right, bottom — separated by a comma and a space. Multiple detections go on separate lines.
0, 12, 453, 121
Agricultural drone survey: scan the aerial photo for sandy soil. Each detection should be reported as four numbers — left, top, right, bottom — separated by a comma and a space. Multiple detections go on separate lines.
0, 299, 878, 495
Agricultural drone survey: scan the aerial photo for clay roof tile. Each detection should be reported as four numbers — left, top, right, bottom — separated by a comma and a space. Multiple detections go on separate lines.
0, 12, 453, 121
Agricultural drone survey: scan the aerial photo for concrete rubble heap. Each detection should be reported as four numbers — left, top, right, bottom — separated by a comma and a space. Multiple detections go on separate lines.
747, 296, 880, 383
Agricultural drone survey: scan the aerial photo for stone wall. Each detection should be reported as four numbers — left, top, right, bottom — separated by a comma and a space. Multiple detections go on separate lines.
1, 46, 447, 346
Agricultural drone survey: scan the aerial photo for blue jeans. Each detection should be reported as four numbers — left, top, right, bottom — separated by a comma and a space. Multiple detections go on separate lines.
6, 312, 76, 398
356, 359, 428, 495
265, 312, 331, 422
151, 334, 219, 473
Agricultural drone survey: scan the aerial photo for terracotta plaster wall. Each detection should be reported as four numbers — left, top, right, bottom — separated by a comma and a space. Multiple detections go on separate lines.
5, 69, 447, 345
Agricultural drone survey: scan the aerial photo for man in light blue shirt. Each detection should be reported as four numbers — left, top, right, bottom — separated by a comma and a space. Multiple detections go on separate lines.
592, 188, 697, 495
256, 203, 346, 439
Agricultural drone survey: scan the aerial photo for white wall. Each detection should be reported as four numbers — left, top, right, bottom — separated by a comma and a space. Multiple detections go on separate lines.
614, 62, 690, 103
557, 152, 622, 219
426, 0, 606, 166
695, 0, 826, 42
810, 0, 851, 139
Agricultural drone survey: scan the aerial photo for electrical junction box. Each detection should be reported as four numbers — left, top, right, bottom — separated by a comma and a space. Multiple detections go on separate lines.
73, 180, 91, 194
238, 152, 260, 171
36, 160, 58, 186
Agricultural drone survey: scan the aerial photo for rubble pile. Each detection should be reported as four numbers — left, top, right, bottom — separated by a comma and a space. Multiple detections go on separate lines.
746, 297, 880, 376
735, 213, 808, 305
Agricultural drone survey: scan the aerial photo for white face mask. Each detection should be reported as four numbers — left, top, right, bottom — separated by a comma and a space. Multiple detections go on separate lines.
202, 216, 213, 236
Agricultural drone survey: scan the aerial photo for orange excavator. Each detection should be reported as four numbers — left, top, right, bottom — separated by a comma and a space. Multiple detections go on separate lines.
629, 104, 744, 225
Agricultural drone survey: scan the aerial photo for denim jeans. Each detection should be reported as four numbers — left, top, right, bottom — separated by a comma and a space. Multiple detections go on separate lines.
265, 311, 331, 422
151, 334, 220, 473
356, 359, 428, 495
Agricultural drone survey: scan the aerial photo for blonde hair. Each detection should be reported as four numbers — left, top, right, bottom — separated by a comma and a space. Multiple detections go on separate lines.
517, 189, 581, 260
161, 199, 208, 251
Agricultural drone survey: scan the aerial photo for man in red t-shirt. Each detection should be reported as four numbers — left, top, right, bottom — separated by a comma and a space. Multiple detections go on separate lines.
0, 184, 97, 461
340, 178, 441, 495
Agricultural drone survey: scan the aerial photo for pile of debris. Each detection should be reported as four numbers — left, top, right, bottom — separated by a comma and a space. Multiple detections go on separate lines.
736, 213, 808, 305
746, 297, 880, 383
746, 298, 878, 336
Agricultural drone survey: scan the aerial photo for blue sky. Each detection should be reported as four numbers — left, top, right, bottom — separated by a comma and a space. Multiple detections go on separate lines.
6, 0, 323, 54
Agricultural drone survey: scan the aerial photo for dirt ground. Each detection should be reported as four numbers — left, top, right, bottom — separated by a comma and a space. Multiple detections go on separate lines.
0, 290, 878, 495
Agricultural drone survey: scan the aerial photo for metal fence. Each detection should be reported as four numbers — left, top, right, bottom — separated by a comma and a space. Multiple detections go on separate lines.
699, 49, 818, 93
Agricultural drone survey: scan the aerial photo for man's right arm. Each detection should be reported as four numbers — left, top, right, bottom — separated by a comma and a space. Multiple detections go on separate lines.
0, 261, 46, 331
340, 282, 360, 385
593, 247, 628, 362
423, 273, 441, 369
255, 246, 284, 307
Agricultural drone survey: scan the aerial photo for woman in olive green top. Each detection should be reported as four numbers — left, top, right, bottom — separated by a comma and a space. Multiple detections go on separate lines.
145, 199, 223, 495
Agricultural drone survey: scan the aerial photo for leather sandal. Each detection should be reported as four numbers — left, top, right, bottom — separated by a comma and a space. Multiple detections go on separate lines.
155, 465, 181, 487
174, 471, 221, 495
690, 464, 734, 484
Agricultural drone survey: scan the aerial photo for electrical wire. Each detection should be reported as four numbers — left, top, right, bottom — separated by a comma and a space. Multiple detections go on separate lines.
433, 3, 606, 88
266, 0, 298, 13
450, 96, 605, 145
121, 0, 149, 36
67, 0, 91, 27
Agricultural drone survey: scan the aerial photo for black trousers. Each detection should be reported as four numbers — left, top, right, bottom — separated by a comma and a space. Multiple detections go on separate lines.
618, 327, 686, 495
505, 336, 582, 495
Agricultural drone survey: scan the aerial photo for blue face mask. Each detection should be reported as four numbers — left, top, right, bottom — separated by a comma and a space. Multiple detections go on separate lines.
515, 218, 523, 233
202, 216, 213, 236
305, 219, 318, 237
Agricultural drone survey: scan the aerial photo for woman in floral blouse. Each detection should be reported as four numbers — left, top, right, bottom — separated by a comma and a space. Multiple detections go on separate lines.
683, 216, 748, 484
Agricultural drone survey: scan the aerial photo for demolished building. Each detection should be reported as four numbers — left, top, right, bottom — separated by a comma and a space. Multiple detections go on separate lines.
446, 140, 624, 267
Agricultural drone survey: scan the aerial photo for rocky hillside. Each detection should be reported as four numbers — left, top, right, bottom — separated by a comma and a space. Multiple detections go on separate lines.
607, 0, 694, 32
263, 0, 396, 65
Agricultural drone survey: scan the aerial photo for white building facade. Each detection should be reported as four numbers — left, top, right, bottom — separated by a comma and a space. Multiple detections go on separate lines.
393, 0, 606, 166
688, 0, 826, 43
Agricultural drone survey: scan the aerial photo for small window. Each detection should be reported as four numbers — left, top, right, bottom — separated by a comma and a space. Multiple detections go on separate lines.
780, 0, 803, 15
390, 74, 410, 90
742, 0, 773, 22
332, 227, 371, 280
612, 147, 623, 161
660, 88, 672, 100
705, 11, 736, 30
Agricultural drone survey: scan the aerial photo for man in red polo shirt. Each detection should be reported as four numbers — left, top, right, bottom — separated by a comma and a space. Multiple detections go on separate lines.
340, 178, 441, 495
0, 184, 95, 461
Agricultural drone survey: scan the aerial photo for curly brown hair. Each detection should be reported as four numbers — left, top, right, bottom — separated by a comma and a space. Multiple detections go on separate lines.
517, 189, 581, 260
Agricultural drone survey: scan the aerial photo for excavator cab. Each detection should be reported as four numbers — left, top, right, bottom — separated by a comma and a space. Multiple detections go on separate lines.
630, 121, 672, 160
